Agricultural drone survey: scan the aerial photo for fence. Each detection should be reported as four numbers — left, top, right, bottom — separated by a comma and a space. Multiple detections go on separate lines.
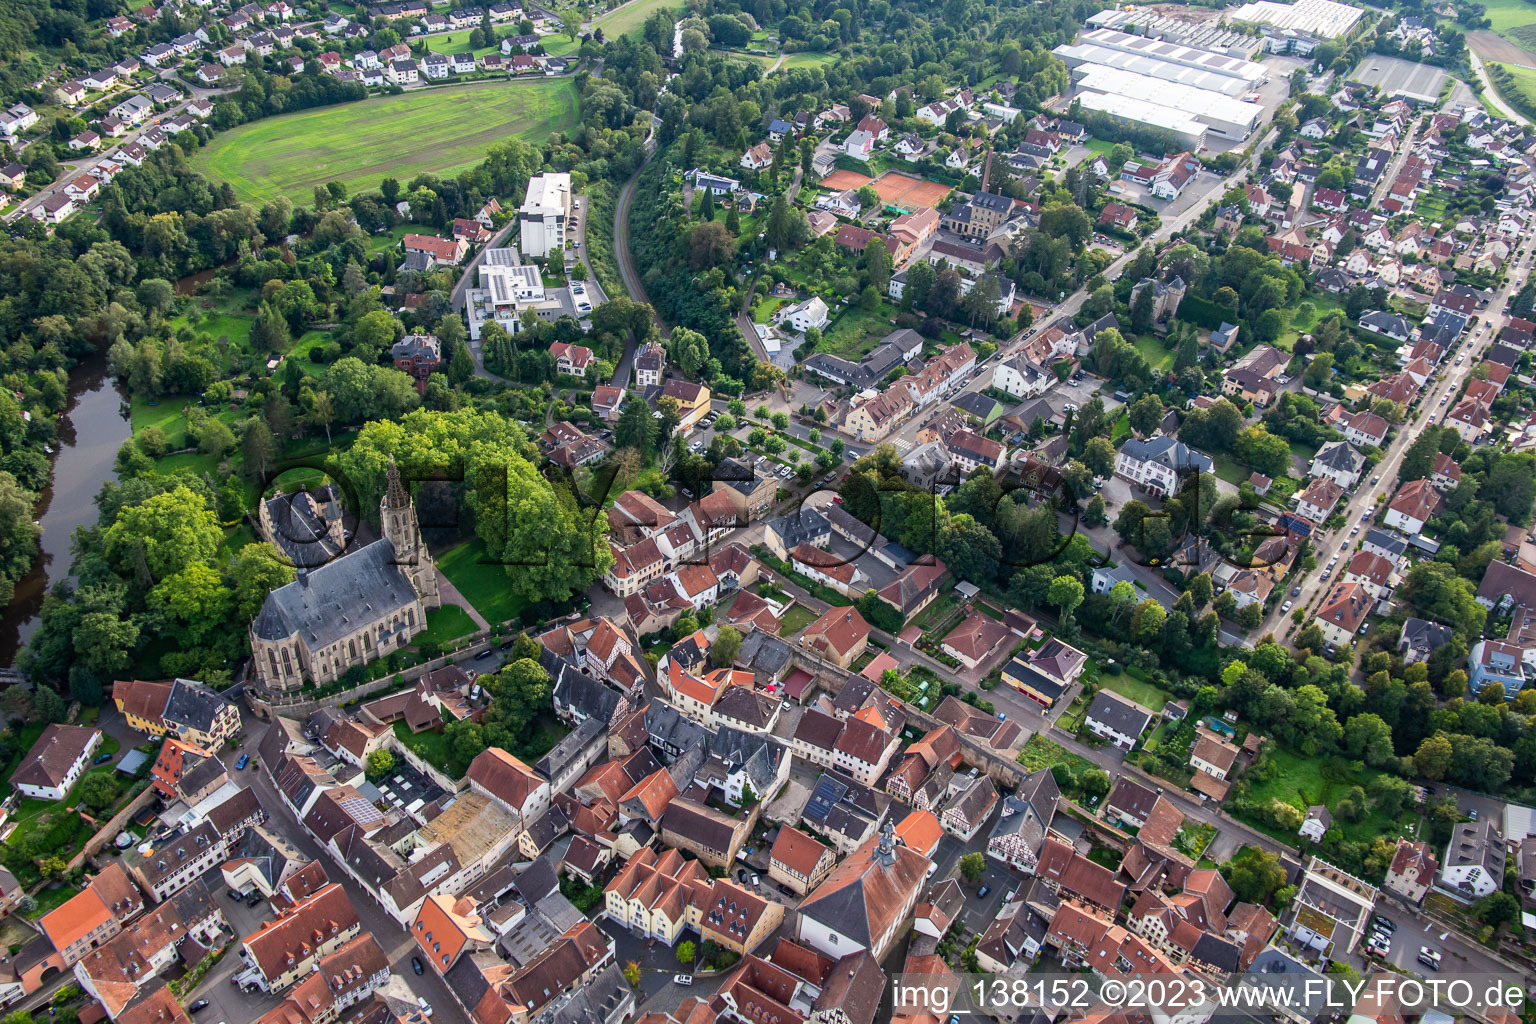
71, 783, 159, 870
246, 631, 496, 720
388, 731, 466, 794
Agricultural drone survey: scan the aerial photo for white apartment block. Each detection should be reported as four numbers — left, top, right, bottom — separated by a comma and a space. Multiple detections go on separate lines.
519, 172, 571, 258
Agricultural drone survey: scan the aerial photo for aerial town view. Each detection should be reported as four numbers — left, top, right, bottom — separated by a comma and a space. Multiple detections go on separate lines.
7, 0, 1536, 1020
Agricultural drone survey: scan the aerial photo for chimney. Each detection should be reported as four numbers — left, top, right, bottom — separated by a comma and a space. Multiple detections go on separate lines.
297, 568, 308, 587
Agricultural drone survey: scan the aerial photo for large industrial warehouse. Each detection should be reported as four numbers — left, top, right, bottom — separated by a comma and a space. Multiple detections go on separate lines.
1225, 0, 1364, 37
1054, 27, 1267, 146
1084, 7, 1263, 58
1054, 28, 1267, 97
1073, 91, 1210, 150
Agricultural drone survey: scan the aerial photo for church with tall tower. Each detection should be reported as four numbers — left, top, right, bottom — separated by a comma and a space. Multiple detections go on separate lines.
248, 458, 441, 694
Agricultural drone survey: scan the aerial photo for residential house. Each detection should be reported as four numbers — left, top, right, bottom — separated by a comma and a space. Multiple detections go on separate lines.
1438, 820, 1506, 901
1384, 478, 1443, 535
1083, 692, 1153, 751
13, 724, 102, 800
1316, 581, 1372, 648
1113, 436, 1214, 498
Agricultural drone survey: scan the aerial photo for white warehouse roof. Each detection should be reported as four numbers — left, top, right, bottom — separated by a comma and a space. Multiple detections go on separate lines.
1055, 42, 1255, 96
1073, 91, 1209, 147
1080, 28, 1267, 83
1226, 0, 1363, 38
1074, 64, 1264, 136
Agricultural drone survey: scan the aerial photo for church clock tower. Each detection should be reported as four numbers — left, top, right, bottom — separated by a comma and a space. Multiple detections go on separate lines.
381, 456, 440, 609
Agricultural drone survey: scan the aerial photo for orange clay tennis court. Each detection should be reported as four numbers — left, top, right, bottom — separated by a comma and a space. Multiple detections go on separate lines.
817, 169, 953, 208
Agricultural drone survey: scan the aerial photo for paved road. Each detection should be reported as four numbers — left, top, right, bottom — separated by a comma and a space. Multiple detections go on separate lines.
1370, 118, 1420, 209
614, 131, 668, 337
881, 127, 1281, 455
5, 79, 232, 223
228, 702, 469, 1024
1468, 49, 1535, 129
1265, 230, 1536, 641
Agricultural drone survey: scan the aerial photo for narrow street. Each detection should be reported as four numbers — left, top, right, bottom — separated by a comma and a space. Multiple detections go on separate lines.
224, 703, 469, 1024
1263, 229, 1536, 640
882, 127, 1281, 455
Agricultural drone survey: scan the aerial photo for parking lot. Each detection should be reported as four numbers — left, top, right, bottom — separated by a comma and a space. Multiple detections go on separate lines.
182, 887, 281, 1024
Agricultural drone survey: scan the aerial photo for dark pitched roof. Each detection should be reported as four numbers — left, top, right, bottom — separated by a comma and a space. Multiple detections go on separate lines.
162, 678, 233, 734
252, 539, 419, 652
1085, 692, 1153, 738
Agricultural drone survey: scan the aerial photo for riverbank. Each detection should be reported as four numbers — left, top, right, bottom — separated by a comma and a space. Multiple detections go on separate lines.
0, 350, 130, 663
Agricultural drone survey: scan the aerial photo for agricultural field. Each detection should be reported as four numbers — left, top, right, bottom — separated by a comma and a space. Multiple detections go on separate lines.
590, 0, 682, 38
1476, 0, 1536, 51
193, 79, 580, 203
1492, 61, 1536, 111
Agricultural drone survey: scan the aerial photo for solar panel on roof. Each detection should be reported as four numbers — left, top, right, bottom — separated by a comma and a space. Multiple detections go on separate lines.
339, 795, 384, 824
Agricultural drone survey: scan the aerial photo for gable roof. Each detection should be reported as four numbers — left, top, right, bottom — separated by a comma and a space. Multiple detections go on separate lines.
14, 724, 99, 789
798, 831, 928, 948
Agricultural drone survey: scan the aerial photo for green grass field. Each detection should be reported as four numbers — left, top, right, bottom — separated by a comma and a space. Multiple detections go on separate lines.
194, 79, 580, 203
1478, 0, 1536, 36
777, 602, 818, 637
1129, 332, 1176, 372
1095, 671, 1171, 711
1239, 746, 1415, 845
438, 537, 529, 625
170, 311, 253, 349
420, 29, 500, 57
591, 0, 682, 37
1492, 61, 1536, 110
417, 603, 479, 645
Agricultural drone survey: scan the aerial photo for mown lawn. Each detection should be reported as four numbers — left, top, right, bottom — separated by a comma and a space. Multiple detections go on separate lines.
131, 395, 197, 448
193, 78, 580, 203
1095, 670, 1172, 712
179, 312, 254, 348
777, 602, 818, 637
437, 537, 529, 625
1492, 62, 1536, 114
25, 883, 82, 920
1479, 0, 1536, 35
1129, 332, 1175, 372
394, 720, 453, 773
417, 603, 479, 646
591, 0, 683, 37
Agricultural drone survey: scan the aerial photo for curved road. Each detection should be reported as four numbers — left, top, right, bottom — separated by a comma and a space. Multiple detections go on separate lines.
613, 131, 670, 337
1468, 49, 1535, 129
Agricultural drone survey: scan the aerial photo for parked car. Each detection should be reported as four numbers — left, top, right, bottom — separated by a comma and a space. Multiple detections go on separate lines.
674, 975, 694, 987
475, 648, 495, 660
412, 957, 425, 975
1282, 601, 1292, 612
235, 754, 250, 771
188, 1002, 209, 1014
977, 884, 991, 897
94, 752, 114, 764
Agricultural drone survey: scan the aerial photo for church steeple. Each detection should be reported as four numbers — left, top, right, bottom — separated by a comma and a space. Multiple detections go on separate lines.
379, 454, 440, 610
384, 455, 409, 510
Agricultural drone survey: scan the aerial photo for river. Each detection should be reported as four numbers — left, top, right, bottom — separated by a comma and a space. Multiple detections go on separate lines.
0, 351, 131, 665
